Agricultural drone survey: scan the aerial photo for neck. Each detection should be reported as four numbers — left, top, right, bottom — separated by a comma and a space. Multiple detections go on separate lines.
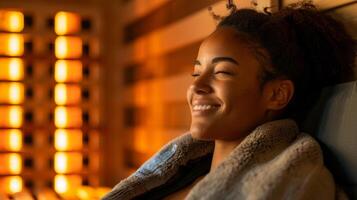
210, 139, 243, 172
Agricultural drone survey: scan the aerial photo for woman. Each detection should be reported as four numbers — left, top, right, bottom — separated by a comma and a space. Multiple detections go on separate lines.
103, 2, 355, 200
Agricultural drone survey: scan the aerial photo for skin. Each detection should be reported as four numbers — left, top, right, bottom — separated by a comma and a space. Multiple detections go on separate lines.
187, 27, 294, 171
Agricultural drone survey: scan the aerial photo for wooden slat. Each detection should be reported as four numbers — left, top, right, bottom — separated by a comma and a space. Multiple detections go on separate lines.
124, 72, 192, 106
282, 0, 355, 9
326, 2, 357, 39
123, 101, 190, 129
119, 1, 228, 65
120, 0, 273, 65
124, 0, 219, 42
130, 126, 187, 153
120, 0, 172, 25
123, 40, 200, 85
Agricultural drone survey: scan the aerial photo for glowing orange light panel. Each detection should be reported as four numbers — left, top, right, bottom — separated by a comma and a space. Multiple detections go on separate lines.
54, 175, 81, 195
0, 34, 24, 56
0, 58, 24, 81
0, 11, 24, 32
0, 82, 24, 104
55, 84, 81, 105
55, 60, 83, 82
55, 36, 82, 59
0, 153, 22, 174
0, 176, 22, 194
54, 106, 82, 128
0, 130, 22, 151
0, 106, 23, 128
54, 152, 83, 173
55, 12, 81, 35
55, 129, 83, 151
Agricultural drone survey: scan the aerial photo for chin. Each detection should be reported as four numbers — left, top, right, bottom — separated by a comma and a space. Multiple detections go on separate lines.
189, 126, 214, 141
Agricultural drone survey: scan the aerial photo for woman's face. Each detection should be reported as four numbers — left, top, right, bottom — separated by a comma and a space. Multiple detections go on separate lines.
187, 27, 270, 140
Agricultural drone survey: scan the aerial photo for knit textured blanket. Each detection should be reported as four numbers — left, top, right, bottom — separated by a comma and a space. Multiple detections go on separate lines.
103, 119, 341, 200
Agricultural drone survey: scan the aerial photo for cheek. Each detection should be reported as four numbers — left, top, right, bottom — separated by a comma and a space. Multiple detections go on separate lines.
219, 82, 263, 114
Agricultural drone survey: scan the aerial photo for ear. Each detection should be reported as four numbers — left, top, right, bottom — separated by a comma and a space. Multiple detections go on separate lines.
264, 79, 294, 111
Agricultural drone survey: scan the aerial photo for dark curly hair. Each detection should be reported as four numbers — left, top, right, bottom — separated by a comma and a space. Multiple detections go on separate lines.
217, 3, 356, 124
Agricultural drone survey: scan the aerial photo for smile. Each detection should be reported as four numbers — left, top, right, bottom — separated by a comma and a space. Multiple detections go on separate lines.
192, 104, 220, 111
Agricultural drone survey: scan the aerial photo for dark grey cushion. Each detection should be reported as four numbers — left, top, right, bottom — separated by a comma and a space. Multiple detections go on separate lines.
302, 80, 357, 199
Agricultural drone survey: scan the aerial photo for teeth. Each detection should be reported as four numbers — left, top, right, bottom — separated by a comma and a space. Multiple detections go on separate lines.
193, 105, 217, 111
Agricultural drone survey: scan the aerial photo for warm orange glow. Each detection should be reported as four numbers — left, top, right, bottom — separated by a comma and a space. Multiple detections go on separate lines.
0, 11, 24, 32
9, 58, 23, 80
88, 130, 100, 149
74, 186, 111, 199
55, 60, 83, 82
36, 188, 60, 200
55, 106, 67, 128
0, 58, 24, 81
89, 152, 100, 171
0, 82, 24, 104
0, 34, 24, 56
55, 129, 83, 151
133, 128, 165, 156
96, 187, 112, 198
9, 129, 22, 151
54, 175, 81, 194
54, 152, 83, 173
0, 129, 22, 151
55, 12, 80, 35
9, 154, 21, 174
55, 84, 81, 105
55, 60, 68, 82
133, 129, 150, 153
0, 153, 22, 174
76, 186, 95, 199
9, 176, 22, 194
55, 36, 82, 59
0, 176, 22, 194
9, 106, 22, 127
0, 106, 23, 128
54, 152, 67, 174
54, 175, 67, 194
55, 84, 67, 105
55, 106, 82, 128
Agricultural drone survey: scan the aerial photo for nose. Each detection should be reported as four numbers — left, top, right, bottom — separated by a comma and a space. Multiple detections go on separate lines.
192, 73, 213, 94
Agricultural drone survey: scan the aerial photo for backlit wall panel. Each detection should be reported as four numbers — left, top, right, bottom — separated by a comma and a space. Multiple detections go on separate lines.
0, 5, 104, 198
0, 10, 24, 195
0, 11, 24, 32
53, 11, 100, 198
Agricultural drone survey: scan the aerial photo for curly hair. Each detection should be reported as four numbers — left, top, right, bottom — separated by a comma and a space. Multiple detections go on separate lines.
217, 3, 356, 124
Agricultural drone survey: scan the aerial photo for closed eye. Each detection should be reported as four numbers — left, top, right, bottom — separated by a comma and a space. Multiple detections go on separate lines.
215, 71, 233, 75
191, 73, 200, 77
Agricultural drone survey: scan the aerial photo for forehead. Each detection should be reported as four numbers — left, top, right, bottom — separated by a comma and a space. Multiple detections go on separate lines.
197, 27, 253, 60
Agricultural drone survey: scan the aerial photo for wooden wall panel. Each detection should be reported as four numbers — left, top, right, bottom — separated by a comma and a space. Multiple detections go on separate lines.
124, 0, 219, 42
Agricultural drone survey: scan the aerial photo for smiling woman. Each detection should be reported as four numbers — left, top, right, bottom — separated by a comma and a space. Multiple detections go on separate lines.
103, 2, 355, 200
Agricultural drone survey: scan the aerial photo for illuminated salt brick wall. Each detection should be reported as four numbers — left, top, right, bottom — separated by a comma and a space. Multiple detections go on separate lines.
53, 11, 101, 198
0, 10, 24, 195
0, 5, 103, 198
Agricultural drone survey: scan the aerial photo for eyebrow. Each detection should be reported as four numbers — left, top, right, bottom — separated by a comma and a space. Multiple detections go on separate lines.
194, 57, 239, 66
